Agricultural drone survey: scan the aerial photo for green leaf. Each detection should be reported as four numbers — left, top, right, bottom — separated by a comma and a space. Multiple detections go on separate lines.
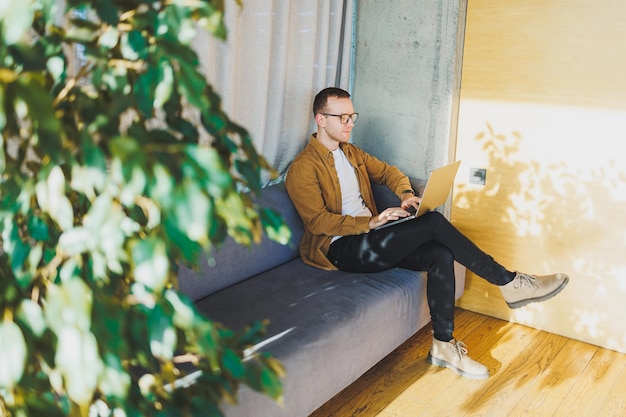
198, 7, 227, 40
150, 163, 174, 201
109, 135, 141, 160
189, 396, 222, 417
12, 73, 65, 158
119, 164, 148, 207
0, 84, 6, 134
235, 321, 267, 346
260, 353, 286, 379
132, 237, 169, 291
84, 192, 112, 230
148, 304, 177, 360
93, 0, 118, 25
0, 320, 27, 389
135, 66, 157, 117
44, 278, 93, 334
65, 25, 98, 44
99, 353, 130, 400
70, 164, 107, 200
58, 226, 92, 255
35, 166, 74, 231
186, 146, 231, 197
192, 320, 220, 373
9, 42, 48, 72
92, 0, 119, 25
154, 59, 174, 109
128, 29, 150, 60
156, 5, 193, 45
222, 348, 244, 379
120, 32, 140, 60
0, 147, 5, 175
214, 191, 255, 245
55, 326, 102, 405
12, 239, 30, 277
165, 289, 195, 330
260, 207, 291, 245
98, 25, 119, 49
28, 215, 49, 241
46, 56, 65, 83
176, 60, 209, 111
26, 243, 43, 280
243, 363, 262, 393
165, 113, 198, 142
176, 15, 197, 45
0, 0, 34, 45
260, 367, 282, 400
16, 299, 46, 338
1, 215, 31, 279
163, 217, 202, 264
235, 159, 262, 191
93, 63, 129, 94
91, 292, 128, 356
0, 0, 291, 413
174, 181, 211, 244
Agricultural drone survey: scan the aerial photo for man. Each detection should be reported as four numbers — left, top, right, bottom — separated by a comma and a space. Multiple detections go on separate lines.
285, 87, 568, 379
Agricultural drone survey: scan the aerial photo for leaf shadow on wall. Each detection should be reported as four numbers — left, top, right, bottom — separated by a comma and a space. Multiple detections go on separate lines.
455, 122, 626, 272
453, 122, 626, 405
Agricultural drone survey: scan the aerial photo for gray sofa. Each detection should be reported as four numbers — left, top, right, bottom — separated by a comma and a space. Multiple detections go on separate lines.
177, 179, 465, 417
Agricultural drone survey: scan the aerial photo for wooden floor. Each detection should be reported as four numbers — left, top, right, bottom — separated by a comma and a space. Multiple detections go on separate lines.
310, 308, 626, 417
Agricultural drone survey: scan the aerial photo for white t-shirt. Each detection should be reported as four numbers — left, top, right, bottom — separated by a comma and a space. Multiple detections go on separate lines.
331, 147, 372, 242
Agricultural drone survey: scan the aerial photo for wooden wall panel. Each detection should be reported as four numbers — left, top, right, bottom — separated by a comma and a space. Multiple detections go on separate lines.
453, 0, 626, 353
460, 0, 626, 108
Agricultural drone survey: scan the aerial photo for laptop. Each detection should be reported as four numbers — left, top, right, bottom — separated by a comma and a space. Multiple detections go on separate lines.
374, 160, 461, 230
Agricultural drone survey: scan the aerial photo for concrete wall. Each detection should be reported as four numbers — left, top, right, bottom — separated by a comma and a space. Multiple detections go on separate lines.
351, 0, 465, 180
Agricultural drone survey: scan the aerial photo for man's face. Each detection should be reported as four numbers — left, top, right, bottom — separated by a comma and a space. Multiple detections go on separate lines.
317, 96, 356, 145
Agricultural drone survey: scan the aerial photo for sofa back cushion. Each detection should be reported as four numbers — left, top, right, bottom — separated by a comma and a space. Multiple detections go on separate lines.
370, 177, 426, 210
178, 178, 425, 302
178, 182, 304, 301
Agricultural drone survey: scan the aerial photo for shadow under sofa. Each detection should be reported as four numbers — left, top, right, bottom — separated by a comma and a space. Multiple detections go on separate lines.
177, 179, 466, 417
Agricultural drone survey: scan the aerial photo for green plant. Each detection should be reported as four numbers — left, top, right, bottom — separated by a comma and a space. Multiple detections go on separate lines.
0, 0, 290, 416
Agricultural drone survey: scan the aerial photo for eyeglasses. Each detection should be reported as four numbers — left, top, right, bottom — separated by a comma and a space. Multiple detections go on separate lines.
321, 113, 359, 124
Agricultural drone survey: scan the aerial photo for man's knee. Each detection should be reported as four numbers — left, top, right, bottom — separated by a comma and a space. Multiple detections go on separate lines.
435, 246, 455, 266
422, 210, 447, 224
422, 241, 454, 266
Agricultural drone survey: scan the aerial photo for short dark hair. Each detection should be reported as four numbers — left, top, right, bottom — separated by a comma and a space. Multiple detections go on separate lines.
313, 87, 351, 116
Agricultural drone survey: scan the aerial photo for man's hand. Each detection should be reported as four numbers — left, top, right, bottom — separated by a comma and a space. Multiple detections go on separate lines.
368, 204, 419, 230
401, 195, 422, 212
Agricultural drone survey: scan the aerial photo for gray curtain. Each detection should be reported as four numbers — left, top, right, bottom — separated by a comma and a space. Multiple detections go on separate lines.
193, 1, 355, 181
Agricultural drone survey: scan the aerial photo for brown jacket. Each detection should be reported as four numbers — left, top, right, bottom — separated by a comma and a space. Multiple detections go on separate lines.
285, 135, 412, 270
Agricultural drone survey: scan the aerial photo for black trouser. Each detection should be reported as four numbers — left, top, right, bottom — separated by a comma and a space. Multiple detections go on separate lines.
326, 211, 515, 342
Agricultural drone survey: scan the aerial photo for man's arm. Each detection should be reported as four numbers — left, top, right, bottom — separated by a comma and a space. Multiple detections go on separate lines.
355, 146, 414, 199
351, 146, 422, 228
285, 158, 371, 237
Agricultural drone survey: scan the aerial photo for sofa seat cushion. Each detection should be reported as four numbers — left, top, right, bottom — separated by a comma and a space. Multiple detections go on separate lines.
195, 258, 431, 417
